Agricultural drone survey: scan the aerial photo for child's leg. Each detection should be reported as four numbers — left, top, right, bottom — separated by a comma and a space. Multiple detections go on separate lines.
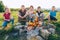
29, 17, 33, 22
2, 21, 8, 29
10, 19, 14, 26
0, 21, 8, 34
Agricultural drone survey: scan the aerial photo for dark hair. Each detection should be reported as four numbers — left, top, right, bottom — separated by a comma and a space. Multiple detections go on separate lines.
30, 5, 34, 8
21, 5, 25, 7
37, 6, 41, 9
52, 6, 55, 8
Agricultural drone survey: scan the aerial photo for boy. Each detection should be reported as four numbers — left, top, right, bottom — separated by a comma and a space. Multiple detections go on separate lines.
48, 6, 57, 22
36, 6, 44, 22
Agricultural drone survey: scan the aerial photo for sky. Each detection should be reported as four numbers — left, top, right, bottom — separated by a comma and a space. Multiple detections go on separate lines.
1, 0, 60, 9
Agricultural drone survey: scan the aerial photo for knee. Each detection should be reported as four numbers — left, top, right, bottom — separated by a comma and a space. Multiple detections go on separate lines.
11, 19, 14, 22
2, 21, 7, 27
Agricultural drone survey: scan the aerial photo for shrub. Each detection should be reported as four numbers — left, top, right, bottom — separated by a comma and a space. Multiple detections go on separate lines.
48, 34, 59, 40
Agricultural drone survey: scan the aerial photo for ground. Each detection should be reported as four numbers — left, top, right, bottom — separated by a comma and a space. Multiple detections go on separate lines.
0, 11, 60, 40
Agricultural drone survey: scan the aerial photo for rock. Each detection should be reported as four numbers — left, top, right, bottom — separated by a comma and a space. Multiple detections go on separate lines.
8, 29, 19, 37
19, 30, 27, 40
36, 36, 44, 40
16, 22, 21, 26
47, 23, 56, 29
0, 27, 2, 30
48, 28, 55, 34
4, 35, 9, 40
27, 36, 44, 40
40, 29, 50, 40
14, 25, 26, 29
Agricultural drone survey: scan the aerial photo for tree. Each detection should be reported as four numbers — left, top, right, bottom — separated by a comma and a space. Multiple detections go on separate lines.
0, 1, 5, 12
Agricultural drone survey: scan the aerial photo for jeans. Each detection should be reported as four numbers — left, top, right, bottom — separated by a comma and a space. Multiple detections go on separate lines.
45, 15, 57, 21
50, 15, 57, 21
2, 19, 14, 27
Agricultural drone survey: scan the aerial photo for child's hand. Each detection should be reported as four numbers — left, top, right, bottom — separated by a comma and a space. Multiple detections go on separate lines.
21, 17, 24, 19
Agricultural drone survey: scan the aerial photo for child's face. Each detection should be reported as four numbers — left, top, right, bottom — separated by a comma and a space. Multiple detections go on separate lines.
21, 6, 25, 11
5, 9, 9, 13
30, 7, 34, 11
52, 7, 55, 11
37, 8, 41, 12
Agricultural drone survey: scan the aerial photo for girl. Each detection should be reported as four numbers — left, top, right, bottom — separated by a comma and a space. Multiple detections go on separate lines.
2, 8, 14, 29
27, 5, 35, 22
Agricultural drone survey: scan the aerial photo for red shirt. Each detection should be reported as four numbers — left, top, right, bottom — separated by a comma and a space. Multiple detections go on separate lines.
3, 13, 10, 20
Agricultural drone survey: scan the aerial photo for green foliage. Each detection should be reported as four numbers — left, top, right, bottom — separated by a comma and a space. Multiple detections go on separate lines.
43, 9, 50, 12
10, 8, 19, 11
48, 34, 60, 40
0, 1, 5, 12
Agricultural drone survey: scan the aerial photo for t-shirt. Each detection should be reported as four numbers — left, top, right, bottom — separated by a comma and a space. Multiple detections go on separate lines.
28, 11, 35, 18
36, 11, 44, 20
19, 9, 26, 16
18, 9, 27, 22
36, 11, 43, 17
50, 10, 56, 17
3, 13, 10, 20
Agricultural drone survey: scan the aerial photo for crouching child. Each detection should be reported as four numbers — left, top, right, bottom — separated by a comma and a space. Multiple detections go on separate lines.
2, 8, 14, 29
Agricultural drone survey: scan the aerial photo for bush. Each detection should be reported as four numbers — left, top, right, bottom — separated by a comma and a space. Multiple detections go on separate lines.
10, 8, 19, 11
0, 1, 5, 12
48, 34, 59, 40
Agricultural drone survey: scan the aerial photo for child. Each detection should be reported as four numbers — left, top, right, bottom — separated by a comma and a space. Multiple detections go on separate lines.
18, 5, 27, 25
27, 5, 35, 22
2, 8, 14, 29
36, 6, 44, 22
48, 6, 57, 22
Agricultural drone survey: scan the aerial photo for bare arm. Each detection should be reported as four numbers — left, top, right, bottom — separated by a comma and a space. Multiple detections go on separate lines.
18, 12, 22, 18
48, 13, 50, 23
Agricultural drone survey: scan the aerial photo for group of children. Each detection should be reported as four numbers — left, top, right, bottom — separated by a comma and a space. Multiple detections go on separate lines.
1, 5, 57, 40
